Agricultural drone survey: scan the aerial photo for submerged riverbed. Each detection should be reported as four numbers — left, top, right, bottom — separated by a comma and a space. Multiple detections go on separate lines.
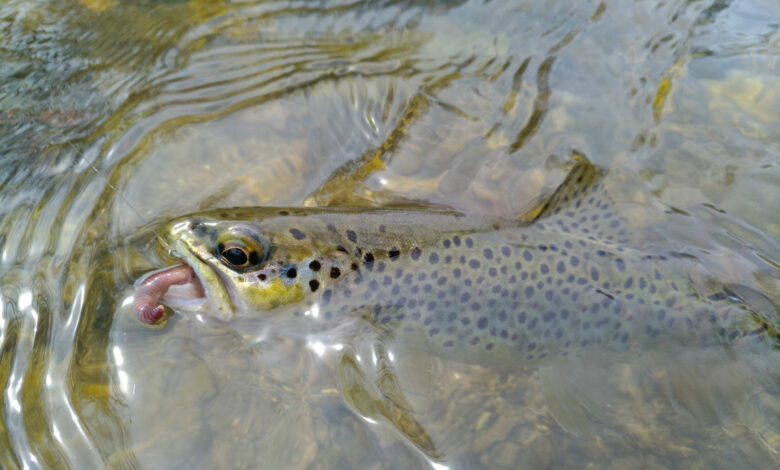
1, 1, 778, 468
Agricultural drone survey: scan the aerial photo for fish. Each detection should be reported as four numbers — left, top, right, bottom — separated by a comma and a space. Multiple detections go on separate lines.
134, 158, 778, 458
136, 168, 777, 360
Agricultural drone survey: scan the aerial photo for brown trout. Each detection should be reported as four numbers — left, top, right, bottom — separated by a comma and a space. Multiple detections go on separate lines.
133, 163, 779, 459
135, 179, 778, 361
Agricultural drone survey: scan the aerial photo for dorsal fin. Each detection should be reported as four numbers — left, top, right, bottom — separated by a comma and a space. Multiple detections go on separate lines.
528, 151, 601, 220
526, 151, 633, 247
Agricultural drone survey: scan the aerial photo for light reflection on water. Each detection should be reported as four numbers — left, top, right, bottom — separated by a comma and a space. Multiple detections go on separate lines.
0, 0, 778, 468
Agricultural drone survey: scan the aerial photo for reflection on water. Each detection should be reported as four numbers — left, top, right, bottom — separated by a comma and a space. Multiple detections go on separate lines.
0, 0, 778, 468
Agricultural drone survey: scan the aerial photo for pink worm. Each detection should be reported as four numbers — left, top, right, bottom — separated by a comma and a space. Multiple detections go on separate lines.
134, 264, 196, 324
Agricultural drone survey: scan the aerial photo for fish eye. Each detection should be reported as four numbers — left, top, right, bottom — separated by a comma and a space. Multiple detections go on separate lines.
215, 226, 270, 270
220, 244, 250, 267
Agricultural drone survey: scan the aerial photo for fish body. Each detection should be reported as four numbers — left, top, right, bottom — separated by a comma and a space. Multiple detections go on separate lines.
150, 201, 775, 362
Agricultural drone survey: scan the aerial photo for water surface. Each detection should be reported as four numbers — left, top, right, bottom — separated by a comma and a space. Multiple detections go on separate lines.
1, 0, 778, 468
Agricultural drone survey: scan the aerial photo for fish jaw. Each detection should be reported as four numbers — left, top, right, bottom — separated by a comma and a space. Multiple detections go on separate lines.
167, 237, 236, 322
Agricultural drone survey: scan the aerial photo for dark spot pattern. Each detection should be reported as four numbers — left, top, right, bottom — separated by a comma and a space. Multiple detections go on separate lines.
296, 177, 757, 362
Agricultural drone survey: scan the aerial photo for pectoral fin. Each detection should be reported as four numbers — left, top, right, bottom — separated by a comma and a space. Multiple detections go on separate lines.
337, 342, 443, 462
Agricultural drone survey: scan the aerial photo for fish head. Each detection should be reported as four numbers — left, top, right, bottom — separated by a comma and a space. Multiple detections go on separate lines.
161, 208, 347, 322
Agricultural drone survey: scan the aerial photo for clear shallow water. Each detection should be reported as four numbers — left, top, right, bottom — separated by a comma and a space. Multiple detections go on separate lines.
0, 0, 778, 468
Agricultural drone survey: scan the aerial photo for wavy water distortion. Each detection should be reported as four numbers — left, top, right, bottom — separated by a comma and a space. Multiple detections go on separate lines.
0, 0, 779, 468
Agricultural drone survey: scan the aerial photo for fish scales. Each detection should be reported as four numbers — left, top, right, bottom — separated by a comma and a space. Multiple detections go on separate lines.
151, 193, 775, 361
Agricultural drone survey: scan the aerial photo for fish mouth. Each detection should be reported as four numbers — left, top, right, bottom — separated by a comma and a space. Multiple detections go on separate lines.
133, 239, 236, 324
167, 239, 236, 321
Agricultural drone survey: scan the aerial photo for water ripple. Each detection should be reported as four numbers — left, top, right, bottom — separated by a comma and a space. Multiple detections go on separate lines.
0, 0, 778, 468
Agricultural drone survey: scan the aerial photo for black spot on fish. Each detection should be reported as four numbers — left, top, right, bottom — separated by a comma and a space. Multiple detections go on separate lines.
364, 252, 374, 265
471, 302, 481, 311
388, 249, 400, 261
523, 250, 533, 261
429, 253, 439, 264
477, 317, 488, 329
501, 246, 511, 257
286, 267, 297, 279
346, 230, 358, 243
290, 228, 306, 240
525, 286, 535, 298
453, 236, 461, 246
330, 267, 341, 279
543, 311, 555, 322
556, 261, 565, 274
590, 267, 600, 281
488, 267, 497, 277
443, 239, 451, 248
518, 312, 527, 324
541, 264, 549, 275
453, 268, 462, 278
411, 247, 422, 260
469, 259, 480, 269
258, 273, 267, 281
309, 280, 319, 291
596, 250, 606, 257
615, 258, 625, 272
460, 293, 471, 303
483, 248, 493, 260
309, 260, 321, 271
465, 238, 474, 248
